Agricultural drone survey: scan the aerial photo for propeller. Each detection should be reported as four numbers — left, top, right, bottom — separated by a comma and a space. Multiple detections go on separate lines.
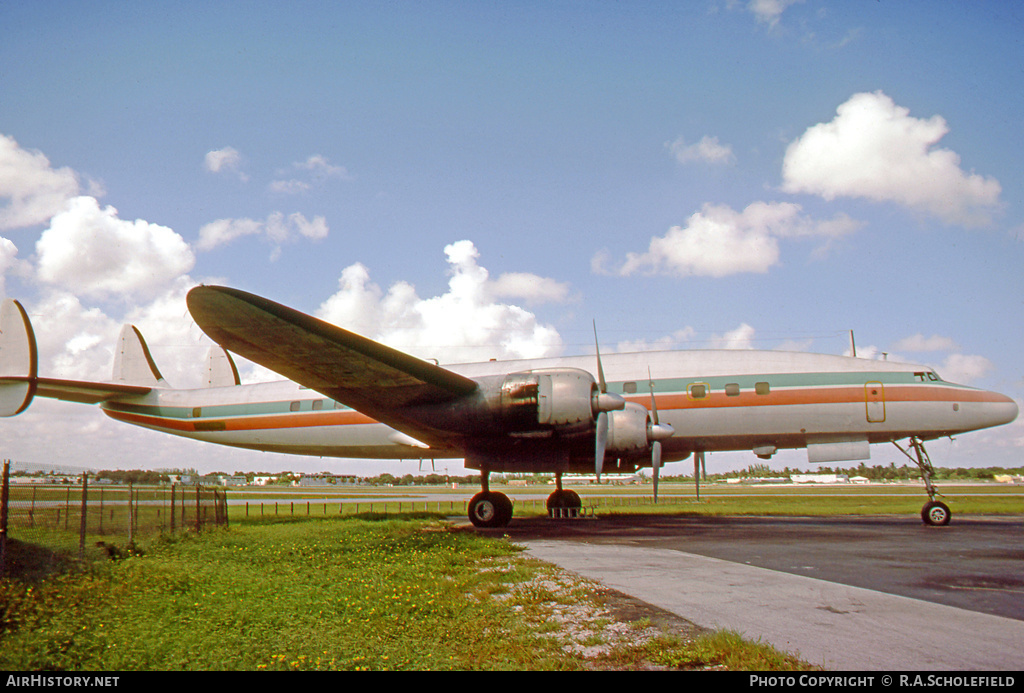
647, 368, 674, 503
592, 322, 624, 482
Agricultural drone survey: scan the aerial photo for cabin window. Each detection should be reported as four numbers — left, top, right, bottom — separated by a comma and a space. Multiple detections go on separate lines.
755, 381, 770, 396
334, 401, 344, 410
312, 399, 324, 411
725, 383, 741, 397
290, 401, 301, 412
192, 407, 202, 418
688, 383, 708, 399
622, 381, 637, 394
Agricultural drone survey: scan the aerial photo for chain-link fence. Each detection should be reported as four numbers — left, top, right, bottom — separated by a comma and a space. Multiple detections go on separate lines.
0, 460, 228, 577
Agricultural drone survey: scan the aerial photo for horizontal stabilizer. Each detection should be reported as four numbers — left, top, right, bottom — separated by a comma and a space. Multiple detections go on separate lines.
34, 377, 151, 405
0, 299, 38, 416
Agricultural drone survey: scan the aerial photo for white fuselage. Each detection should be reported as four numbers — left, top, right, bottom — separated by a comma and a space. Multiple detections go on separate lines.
100, 349, 1019, 466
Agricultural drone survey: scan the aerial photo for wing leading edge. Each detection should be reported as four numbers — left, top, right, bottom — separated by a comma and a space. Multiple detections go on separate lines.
186, 285, 480, 448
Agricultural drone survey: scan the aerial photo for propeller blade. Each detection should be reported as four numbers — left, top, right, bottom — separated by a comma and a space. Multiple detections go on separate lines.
652, 440, 661, 503
694, 451, 702, 502
595, 411, 608, 481
648, 367, 658, 425
647, 369, 674, 441
593, 320, 607, 394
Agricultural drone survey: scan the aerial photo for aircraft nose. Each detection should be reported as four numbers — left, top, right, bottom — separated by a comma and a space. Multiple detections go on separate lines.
987, 391, 1018, 427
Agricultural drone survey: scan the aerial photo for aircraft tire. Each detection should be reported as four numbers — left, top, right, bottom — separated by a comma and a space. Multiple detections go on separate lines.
546, 489, 581, 512
468, 492, 513, 528
921, 500, 951, 526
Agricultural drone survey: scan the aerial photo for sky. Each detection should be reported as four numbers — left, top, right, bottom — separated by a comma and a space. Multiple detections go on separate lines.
1, 0, 1022, 478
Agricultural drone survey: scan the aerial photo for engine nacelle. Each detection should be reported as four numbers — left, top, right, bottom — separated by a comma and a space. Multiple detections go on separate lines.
499, 368, 599, 432
605, 402, 652, 454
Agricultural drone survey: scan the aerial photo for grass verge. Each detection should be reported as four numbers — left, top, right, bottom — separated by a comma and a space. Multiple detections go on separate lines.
0, 516, 814, 671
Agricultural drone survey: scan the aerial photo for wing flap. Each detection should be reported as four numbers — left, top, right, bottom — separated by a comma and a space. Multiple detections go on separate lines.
186, 286, 479, 433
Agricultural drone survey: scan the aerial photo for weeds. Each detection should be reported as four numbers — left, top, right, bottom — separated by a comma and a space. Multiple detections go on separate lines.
0, 516, 815, 671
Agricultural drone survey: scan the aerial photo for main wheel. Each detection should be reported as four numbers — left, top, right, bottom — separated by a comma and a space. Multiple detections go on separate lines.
921, 500, 951, 526
546, 489, 582, 511
468, 492, 513, 528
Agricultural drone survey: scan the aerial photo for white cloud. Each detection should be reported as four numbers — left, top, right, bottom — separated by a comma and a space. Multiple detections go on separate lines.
270, 154, 351, 194
0, 236, 30, 297
35, 196, 195, 300
294, 155, 351, 180
782, 91, 1002, 226
197, 212, 328, 257
203, 146, 248, 181
316, 240, 566, 363
710, 323, 757, 350
748, 0, 803, 27
489, 272, 571, 305
939, 353, 994, 384
0, 134, 81, 230
891, 333, 960, 353
609, 201, 860, 277
615, 328, 696, 354
668, 135, 735, 165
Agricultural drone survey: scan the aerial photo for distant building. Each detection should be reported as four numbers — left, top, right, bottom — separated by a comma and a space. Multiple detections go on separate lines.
791, 473, 849, 484
295, 474, 360, 487
552, 473, 641, 485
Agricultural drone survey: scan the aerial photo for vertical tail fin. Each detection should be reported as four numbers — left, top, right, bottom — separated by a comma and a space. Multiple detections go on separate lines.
112, 325, 166, 387
0, 299, 38, 416
205, 346, 240, 387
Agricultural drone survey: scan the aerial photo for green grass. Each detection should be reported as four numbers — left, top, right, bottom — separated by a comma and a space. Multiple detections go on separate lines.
0, 517, 576, 670
3, 483, 1018, 670
596, 630, 818, 671
0, 516, 818, 671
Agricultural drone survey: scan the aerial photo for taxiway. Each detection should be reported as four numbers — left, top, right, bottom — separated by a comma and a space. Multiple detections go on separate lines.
497, 515, 1024, 670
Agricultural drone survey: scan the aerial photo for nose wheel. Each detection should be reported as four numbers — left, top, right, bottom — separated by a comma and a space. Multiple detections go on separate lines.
921, 500, 951, 526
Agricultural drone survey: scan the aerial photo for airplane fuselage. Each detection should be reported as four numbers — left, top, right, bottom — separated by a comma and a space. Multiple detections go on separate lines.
100, 349, 1018, 472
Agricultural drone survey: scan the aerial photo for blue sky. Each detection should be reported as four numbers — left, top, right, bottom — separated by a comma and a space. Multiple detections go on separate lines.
1, 1, 1022, 476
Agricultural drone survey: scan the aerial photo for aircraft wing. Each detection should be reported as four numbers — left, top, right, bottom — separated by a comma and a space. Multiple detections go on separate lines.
186, 285, 480, 448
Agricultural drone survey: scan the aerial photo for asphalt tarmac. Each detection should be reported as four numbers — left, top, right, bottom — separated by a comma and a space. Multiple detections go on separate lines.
493, 514, 1024, 671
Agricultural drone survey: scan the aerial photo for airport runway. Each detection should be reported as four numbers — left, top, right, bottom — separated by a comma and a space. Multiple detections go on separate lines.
494, 514, 1024, 671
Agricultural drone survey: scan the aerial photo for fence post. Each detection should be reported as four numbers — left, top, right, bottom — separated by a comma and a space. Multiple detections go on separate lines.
195, 485, 201, 533
78, 472, 88, 559
128, 482, 135, 548
1, 460, 9, 576
170, 484, 176, 532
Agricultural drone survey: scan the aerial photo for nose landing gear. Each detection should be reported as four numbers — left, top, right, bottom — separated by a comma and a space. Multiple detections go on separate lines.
893, 436, 951, 526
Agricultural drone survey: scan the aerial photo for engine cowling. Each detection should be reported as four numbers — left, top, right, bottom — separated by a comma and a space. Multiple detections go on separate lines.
604, 402, 652, 454
498, 367, 623, 433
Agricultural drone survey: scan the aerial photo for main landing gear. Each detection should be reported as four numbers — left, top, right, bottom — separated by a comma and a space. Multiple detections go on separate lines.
467, 473, 514, 528
467, 472, 586, 528
893, 436, 951, 526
